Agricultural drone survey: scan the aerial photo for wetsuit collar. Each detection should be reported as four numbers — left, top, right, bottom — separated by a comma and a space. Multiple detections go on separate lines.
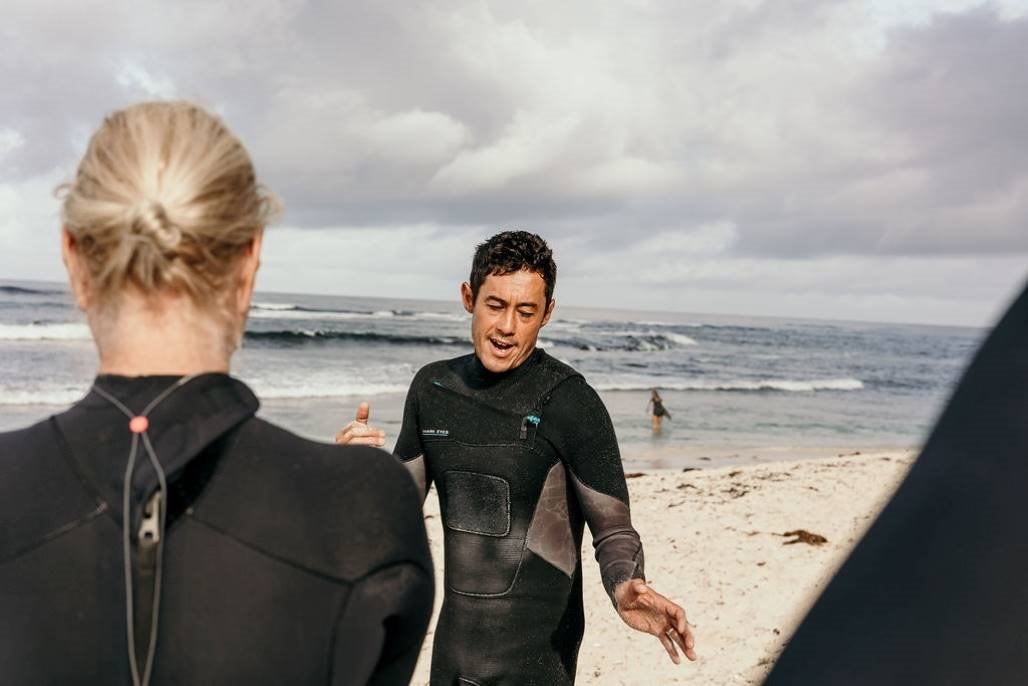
62, 372, 259, 526
467, 347, 546, 390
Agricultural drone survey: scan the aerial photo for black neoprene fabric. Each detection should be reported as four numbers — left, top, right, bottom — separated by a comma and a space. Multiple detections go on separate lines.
395, 349, 644, 685
763, 280, 1028, 685
0, 373, 433, 685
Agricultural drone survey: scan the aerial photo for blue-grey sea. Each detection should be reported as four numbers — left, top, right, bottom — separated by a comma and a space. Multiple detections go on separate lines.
0, 279, 984, 468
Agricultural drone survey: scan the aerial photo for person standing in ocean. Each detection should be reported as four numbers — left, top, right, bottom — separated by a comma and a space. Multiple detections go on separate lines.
646, 388, 672, 433
337, 231, 696, 685
0, 101, 433, 685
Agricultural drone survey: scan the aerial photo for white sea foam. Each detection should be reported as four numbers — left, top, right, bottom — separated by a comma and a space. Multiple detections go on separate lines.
0, 387, 88, 405
607, 330, 698, 346
249, 309, 370, 322
251, 302, 297, 311
750, 378, 864, 392
0, 381, 413, 405
249, 381, 410, 399
595, 378, 865, 393
666, 332, 698, 346
249, 307, 467, 323
0, 323, 91, 341
412, 311, 468, 322
240, 362, 417, 400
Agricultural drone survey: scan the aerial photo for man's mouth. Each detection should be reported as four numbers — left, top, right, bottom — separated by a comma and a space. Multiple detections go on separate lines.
489, 337, 515, 355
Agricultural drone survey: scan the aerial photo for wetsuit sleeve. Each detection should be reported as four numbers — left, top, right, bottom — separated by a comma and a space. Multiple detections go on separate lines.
328, 448, 434, 685
330, 563, 434, 686
545, 377, 645, 606
394, 370, 430, 502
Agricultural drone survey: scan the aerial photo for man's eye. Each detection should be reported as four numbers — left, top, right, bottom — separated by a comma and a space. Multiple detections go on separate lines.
488, 304, 503, 311
518, 311, 533, 319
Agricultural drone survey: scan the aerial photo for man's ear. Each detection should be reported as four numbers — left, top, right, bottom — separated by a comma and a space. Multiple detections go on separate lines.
235, 229, 263, 317
61, 227, 90, 311
460, 281, 475, 314
541, 298, 555, 327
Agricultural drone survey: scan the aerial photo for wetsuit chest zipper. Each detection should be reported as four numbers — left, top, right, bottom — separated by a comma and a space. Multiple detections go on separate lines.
139, 491, 161, 550
134, 492, 161, 669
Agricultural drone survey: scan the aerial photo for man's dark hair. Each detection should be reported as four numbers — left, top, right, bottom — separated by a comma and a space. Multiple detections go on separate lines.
469, 231, 557, 304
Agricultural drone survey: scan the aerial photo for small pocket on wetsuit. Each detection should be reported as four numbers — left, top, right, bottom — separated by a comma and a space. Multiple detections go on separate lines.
443, 470, 511, 537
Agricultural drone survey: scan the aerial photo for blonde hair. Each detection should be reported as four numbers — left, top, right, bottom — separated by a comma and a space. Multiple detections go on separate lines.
61, 101, 279, 308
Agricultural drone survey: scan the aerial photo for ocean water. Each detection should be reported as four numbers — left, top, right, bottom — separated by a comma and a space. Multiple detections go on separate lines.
0, 280, 984, 466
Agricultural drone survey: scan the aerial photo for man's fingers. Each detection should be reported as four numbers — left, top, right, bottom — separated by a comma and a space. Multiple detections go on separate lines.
355, 401, 371, 424
673, 606, 688, 635
658, 632, 681, 665
677, 620, 698, 661
335, 421, 386, 446
346, 436, 387, 447
339, 421, 383, 437
672, 625, 697, 660
336, 432, 386, 447
345, 430, 386, 440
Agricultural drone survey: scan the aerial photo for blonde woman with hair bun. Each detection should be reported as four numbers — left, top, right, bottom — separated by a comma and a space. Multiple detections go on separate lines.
60, 101, 277, 365
0, 101, 433, 686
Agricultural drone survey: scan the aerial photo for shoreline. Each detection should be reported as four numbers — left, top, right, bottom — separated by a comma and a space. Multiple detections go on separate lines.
409, 449, 917, 685
0, 393, 916, 471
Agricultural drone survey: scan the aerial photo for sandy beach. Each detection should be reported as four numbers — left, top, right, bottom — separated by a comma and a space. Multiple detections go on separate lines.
408, 449, 916, 685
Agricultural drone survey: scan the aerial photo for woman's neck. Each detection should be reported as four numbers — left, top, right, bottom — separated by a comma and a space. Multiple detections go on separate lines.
91, 291, 236, 376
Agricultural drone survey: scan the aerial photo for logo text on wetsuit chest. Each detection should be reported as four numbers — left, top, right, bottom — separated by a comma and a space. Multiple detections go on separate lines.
421, 428, 450, 437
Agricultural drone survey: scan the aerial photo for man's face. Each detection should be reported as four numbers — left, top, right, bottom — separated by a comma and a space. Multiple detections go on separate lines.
461, 269, 554, 374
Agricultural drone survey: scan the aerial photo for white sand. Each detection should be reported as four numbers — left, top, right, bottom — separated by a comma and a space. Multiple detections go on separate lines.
408, 450, 916, 685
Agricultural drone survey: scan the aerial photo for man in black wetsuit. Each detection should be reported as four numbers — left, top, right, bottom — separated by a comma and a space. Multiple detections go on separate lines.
339, 231, 696, 685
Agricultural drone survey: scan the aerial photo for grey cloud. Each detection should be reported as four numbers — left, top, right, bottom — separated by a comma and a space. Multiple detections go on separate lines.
2, 0, 1025, 262
733, 6, 1028, 258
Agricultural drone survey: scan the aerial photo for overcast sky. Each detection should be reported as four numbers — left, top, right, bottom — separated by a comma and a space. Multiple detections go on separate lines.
2, 0, 1027, 326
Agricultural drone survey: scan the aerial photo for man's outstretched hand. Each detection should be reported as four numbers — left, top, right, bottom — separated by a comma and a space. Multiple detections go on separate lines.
334, 402, 386, 447
614, 578, 697, 664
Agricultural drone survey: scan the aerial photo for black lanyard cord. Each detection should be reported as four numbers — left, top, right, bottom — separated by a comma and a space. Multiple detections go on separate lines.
90, 375, 197, 686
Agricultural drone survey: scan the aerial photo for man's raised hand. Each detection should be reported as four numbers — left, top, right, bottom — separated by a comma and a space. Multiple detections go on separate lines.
613, 578, 697, 664
334, 401, 386, 447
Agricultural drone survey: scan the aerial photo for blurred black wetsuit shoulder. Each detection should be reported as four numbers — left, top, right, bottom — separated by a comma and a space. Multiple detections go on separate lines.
0, 373, 433, 685
764, 282, 1028, 684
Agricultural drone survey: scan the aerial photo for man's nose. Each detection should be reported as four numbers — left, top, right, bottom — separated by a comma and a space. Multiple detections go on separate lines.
496, 309, 516, 335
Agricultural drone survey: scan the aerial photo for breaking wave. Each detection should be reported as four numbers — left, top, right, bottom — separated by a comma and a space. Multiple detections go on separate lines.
250, 303, 467, 323
0, 323, 91, 341
244, 327, 697, 351
595, 378, 865, 393
0, 285, 64, 296
245, 329, 469, 346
